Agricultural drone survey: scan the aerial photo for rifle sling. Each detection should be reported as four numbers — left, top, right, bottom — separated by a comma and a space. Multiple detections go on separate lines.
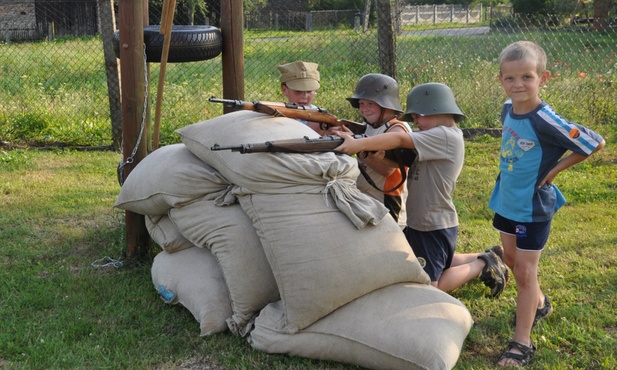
254, 102, 283, 117
357, 120, 413, 194
358, 148, 408, 193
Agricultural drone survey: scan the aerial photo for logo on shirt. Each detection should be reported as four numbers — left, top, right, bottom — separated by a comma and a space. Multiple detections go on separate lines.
517, 139, 535, 151
569, 128, 580, 139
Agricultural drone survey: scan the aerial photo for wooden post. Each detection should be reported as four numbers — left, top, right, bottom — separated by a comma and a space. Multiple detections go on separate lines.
220, 0, 244, 111
118, 0, 150, 257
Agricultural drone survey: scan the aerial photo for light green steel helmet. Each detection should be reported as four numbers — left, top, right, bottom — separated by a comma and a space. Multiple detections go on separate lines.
402, 83, 465, 122
346, 73, 403, 113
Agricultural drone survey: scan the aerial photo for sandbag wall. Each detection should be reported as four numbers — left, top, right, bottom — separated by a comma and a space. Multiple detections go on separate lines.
114, 110, 474, 370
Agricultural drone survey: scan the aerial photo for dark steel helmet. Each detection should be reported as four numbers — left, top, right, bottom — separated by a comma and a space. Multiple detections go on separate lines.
402, 83, 466, 122
346, 73, 403, 113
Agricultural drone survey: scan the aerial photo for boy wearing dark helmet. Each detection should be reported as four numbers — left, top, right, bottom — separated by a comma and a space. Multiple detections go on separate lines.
343, 73, 412, 228
336, 83, 510, 296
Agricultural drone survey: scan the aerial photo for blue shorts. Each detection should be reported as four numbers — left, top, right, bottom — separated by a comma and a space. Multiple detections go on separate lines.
404, 226, 458, 282
492, 213, 551, 251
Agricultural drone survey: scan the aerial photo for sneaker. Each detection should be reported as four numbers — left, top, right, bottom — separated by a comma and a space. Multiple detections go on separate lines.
477, 251, 508, 298
485, 245, 510, 283
514, 295, 554, 328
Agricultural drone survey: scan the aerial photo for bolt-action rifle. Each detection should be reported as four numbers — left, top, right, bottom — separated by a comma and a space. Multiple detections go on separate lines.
211, 134, 411, 192
208, 96, 367, 134
211, 134, 366, 154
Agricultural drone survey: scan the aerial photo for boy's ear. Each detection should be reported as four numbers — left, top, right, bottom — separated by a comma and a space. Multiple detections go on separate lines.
540, 70, 551, 87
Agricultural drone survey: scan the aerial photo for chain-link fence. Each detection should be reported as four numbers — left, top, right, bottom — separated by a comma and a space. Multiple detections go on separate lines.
1, 0, 615, 148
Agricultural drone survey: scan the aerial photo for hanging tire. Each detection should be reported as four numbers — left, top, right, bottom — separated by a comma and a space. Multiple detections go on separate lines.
113, 25, 223, 63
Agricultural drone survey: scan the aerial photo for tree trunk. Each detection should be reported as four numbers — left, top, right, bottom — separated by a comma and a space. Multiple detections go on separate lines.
593, 0, 609, 30
98, 0, 122, 151
376, 0, 396, 79
363, 0, 371, 32
394, 0, 402, 35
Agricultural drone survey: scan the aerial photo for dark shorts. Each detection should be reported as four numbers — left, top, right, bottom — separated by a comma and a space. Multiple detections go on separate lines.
492, 213, 551, 251
404, 226, 458, 282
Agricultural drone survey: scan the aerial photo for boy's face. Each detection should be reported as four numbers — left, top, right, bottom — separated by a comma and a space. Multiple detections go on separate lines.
411, 113, 452, 131
499, 59, 550, 113
281, 84, 316, 106
358, 99, 382, 125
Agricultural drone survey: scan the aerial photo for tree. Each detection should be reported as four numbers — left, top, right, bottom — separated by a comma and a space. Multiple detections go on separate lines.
511, 0, 549, 15
376, 0, 396, 78
593, 0, 612, 29
363, 0, 371, 32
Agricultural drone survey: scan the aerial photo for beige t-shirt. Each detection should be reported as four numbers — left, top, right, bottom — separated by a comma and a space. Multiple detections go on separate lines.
406, 125, 464, 231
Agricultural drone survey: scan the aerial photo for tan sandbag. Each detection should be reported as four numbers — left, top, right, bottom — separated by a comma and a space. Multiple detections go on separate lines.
168, 196, 279, 336
176, 111, 388, 229
239, 192, 430, 333
151, 248, 232, 336
114, 143, 229, 215
145, 214, 193, 253
249, 283, 473, 370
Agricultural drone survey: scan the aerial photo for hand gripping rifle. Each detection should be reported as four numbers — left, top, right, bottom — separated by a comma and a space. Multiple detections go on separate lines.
211, 134, 410, 193
211, 134, 366, 154
208, 96, 367, 134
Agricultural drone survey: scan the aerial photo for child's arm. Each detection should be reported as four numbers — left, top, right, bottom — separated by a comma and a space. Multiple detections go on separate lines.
540, 139, 606, 187
335, 131, 414, 155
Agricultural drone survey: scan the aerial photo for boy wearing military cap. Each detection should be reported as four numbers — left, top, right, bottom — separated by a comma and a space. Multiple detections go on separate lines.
277, 61, 323, 134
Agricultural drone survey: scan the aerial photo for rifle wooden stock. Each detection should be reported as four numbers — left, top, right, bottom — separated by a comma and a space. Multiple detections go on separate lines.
208, 96, 366, 134
211, 134, 366, 154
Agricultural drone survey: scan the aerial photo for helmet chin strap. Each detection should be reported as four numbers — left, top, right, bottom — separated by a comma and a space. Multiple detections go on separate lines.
368, 109, 398, 128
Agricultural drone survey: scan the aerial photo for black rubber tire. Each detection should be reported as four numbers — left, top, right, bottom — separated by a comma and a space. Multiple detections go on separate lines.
113, 25, 222, 63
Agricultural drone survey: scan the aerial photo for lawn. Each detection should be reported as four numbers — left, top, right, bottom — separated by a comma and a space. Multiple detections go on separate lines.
1, 135, 615, 369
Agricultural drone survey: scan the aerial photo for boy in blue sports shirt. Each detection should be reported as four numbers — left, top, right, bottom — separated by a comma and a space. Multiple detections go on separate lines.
492, 41, 605, 367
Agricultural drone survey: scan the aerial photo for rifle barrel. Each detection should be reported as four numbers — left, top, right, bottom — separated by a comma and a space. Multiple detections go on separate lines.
210, 143, 243, 152
210, 134, 366, 155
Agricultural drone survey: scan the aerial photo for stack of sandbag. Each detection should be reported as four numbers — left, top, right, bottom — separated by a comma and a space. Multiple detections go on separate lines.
114, 110, 474, 369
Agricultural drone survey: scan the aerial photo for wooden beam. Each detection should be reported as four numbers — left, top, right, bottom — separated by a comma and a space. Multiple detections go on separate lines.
118, 0, 150, 257
220, 0, 244, 112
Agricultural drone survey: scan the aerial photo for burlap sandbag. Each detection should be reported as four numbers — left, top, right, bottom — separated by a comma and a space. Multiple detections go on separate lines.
238, 192, 430, 333
114, 143, 229, 215
145, 214, 193, 253
176, 110, 388, 229
249, 283, 473, 370
151, 248, 232, 336
168, 195, 279, 336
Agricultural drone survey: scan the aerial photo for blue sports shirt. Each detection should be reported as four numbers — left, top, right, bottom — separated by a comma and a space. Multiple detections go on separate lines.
489, 100, 604, 222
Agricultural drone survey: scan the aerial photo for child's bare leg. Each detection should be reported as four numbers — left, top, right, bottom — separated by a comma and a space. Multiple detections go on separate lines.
436, 255, 484, 292
450, 253, 480, 266
498, 239, 542, 366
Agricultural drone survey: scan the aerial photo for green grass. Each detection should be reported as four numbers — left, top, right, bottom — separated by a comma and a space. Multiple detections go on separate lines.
1, 28, 616, 146
1, 139, 615, 369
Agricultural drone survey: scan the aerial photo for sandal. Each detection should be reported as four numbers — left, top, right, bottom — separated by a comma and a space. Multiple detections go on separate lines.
498, 340, 536, 367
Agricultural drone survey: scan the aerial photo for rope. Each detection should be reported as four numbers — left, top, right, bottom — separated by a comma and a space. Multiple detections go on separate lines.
91, 256, 123, 269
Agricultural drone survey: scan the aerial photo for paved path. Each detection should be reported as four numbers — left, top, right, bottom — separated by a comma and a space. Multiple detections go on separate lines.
402, 26, 490, 37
